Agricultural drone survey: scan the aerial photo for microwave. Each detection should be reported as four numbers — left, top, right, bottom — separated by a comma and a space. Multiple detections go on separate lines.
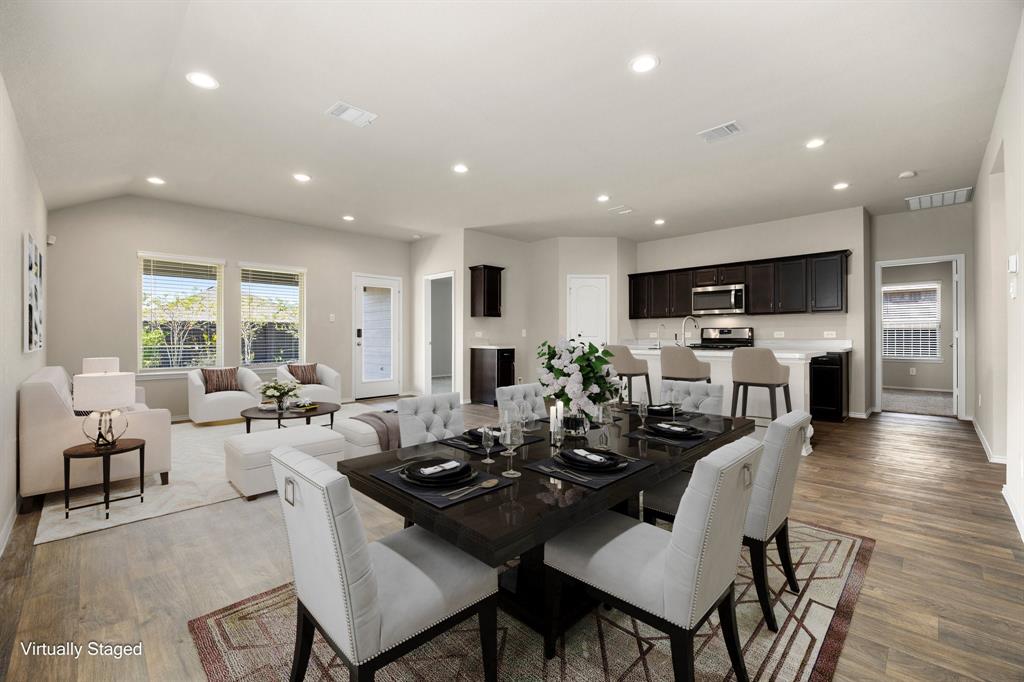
692, 283, 745, 315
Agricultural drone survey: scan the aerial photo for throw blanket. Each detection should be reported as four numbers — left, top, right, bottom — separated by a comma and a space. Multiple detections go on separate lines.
352, 411, 402, 451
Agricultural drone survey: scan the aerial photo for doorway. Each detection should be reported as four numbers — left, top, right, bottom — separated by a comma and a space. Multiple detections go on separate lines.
874, 256, 965, 418
424, 272, 455, 394
352, 274, 402, 399
567, 274, 610, 346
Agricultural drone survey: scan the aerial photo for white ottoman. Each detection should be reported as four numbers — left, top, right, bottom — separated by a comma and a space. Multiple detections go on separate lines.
225, 425, 346, 500
332, 403, 384, 457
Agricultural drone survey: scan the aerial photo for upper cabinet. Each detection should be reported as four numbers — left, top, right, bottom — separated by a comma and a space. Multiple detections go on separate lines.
469, 265, 504, 317
628, 249, 848, 319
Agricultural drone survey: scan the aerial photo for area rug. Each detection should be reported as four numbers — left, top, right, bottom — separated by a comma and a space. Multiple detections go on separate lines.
33, 419, 284, 545
189, 521, 873, 681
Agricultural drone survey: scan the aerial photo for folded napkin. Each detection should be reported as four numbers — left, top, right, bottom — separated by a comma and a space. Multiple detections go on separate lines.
419, 460, 461, 476
572, 448, 609, 462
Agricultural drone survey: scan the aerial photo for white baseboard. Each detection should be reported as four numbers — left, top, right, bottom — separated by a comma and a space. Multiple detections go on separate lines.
973, 420, 1005, 463
849, 411, 870, 419
0, 501, 16, 561
1003, 485, 1024, 545
882, 385, 954, 393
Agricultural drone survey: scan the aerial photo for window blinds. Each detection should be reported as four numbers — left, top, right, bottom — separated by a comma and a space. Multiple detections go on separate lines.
240, 267, 303, 366
139, 256, 222, 369
881, 282, 940, 360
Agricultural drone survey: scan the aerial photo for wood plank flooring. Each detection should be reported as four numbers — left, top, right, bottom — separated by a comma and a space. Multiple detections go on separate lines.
1, 404, 1021, 681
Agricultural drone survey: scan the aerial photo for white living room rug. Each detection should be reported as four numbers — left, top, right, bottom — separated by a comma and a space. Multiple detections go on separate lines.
33, 420, 280, 545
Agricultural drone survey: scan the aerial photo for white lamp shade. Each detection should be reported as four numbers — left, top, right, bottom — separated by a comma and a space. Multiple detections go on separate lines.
82, 357, 120, 373
73, 372, 136, 411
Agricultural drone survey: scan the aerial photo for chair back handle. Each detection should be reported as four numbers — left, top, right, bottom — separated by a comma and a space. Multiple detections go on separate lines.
284, 477, 296, 506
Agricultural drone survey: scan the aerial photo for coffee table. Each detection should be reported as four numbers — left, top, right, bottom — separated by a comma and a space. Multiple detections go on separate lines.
241, 402, 341, 433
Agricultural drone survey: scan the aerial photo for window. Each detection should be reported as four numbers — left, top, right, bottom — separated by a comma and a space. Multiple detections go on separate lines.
139, 255, 223, 370
240, 265, 304, 367
882, 282, 941, 360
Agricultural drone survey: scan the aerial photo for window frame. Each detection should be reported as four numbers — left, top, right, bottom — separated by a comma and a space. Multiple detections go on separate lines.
881, 280, 942, 363
137, 251, 225, 374
238, 261, 307, 368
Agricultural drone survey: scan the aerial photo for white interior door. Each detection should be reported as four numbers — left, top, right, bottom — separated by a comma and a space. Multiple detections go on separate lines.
353, 274, 402, 399
567, 275, 609, 346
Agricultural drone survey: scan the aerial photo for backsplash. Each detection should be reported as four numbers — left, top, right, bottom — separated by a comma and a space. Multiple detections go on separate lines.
630, 312, 852, 345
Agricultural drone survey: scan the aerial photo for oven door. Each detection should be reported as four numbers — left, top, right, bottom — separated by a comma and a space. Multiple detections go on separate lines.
692, 284, 745, 315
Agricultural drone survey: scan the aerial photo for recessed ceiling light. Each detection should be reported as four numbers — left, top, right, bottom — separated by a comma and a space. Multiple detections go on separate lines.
452, 163, 469, 174
146, 176, 166, 185
805, 138, 826, 149
596, 194, 610, 203
185, 71, 219, 90
293, 173, 312, 183
342, 215, 355, 222
832, 182, 850, 190
654, 218, 665, 226
630, 54, 659, 74
898, 170, 917, 179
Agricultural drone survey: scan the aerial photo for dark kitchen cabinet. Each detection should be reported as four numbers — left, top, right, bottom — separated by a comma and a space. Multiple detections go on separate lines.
469, 265, 503, 317
810, 253, 847, 312
668, 270, 692, 316
648, 272, 671, 317
718, 265, 746, 285
746, 263, 776, 314
628, 274, 651, 319
693, 268, 718, 287
471, 347, 515, 405
810, 352, 849, 421
775, 258, 808, 313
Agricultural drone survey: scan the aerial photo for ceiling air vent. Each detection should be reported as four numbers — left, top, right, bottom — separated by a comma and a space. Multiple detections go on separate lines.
325, 100, 378, 128
696, 120, 741, 143
905, 187, 973, 211
607, 204, 633, 215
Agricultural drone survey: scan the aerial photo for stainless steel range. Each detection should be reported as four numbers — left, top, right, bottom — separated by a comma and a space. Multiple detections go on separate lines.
687, 327, 754, 350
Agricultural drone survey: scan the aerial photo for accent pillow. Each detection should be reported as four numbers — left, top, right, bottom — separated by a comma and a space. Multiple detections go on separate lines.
201, 367, 241, 394
288, 363, 318, 385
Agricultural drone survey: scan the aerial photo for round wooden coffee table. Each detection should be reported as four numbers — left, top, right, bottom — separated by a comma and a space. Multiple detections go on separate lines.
240, 402, 341, 433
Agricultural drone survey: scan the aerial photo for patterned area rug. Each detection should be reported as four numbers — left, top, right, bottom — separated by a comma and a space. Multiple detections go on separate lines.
189, 521, 872, 681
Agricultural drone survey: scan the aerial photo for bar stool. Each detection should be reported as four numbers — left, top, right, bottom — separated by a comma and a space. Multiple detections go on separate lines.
731, 347, 791, 419
661, 346, 711, 382
605, 345, 652, 405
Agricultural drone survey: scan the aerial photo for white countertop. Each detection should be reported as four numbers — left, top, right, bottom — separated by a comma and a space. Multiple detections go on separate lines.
470, 345, 516, 350
624, 339, 852, 361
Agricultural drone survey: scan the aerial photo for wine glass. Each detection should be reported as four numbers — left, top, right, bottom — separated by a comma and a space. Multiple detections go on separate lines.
595, 425, 610, 451
500, 421, 524, 478
481, 426, 496, 464
638, 398, 649, 430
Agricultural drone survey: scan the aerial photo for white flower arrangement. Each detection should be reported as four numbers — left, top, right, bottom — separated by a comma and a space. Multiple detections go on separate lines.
260, 379, 300, 406
537, 338, 618, 420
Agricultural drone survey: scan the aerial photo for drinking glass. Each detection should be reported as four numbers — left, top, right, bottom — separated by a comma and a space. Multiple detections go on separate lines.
500, 422, 524, 478
551, 424, 565, 449
481, 427, 496, 464
638, 398, 649, 430
595, 426, 610, 451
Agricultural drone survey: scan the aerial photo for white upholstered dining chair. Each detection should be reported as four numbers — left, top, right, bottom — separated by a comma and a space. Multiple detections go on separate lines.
496, 382, 547, 421
271, 447, 498, 682
397, 392, 464, 445
660, 380, 724, 415
642, 410, 812, 632
543, 437, 763, 682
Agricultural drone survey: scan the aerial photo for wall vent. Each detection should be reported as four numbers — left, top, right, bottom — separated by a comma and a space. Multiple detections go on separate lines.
607, 204, 633, 215
905, 187, 973, 211
696, 120, 741, 143
325, 100, 378, 128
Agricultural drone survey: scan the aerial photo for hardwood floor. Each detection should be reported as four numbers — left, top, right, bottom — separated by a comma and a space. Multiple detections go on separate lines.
1, 404, 1021, 681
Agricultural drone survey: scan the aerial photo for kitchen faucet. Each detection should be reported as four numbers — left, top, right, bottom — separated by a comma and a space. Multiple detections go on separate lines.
656, 323, 667, 349
680, 316, 700, 346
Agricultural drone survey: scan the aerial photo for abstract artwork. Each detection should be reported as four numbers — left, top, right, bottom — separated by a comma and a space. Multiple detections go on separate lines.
24, 232, 43, 352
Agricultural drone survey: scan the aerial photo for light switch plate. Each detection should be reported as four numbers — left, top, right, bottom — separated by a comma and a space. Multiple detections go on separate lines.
773, 331, 785, 338
328, 313, 336, 323
824, 331, 837, 338
909, 367, 917, 376
1009, 254, 1019, 273
521, 328, 527, 337
474, 331, 483, 338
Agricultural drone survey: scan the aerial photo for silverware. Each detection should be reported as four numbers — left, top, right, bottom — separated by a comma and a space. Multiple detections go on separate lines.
441, 483, 478, 497
385, 462, 408, 472
448, 479, 500, 500
540, 464, 591, 482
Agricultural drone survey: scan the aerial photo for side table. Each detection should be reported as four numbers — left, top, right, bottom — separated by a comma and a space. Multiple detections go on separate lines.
63, 438, 146, 520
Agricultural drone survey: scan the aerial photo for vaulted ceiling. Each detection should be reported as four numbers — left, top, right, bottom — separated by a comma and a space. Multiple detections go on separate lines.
1, 1, 1020, 242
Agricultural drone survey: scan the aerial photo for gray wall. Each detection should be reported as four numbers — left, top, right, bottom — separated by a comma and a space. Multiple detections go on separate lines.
430, 276, 452, 377
47, 195, 412, 417
1, 71, 48, 550
881, 262, 955, 391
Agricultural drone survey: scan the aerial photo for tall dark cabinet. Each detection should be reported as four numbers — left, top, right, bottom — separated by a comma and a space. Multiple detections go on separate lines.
810, 253, 847, 312
469, 265, 503, 317
470, 347, 515, 405
668, 270, 692, 316
746, 263, 775, 314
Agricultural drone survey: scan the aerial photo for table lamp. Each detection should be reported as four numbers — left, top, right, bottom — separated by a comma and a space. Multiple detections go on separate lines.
73, 372, 136, 447
82, 357, 120, 373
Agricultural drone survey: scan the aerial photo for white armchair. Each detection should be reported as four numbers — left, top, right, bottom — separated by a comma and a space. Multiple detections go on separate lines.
187, 367, 261, 424
18, 367, 172, 501
276, 363, 342, 404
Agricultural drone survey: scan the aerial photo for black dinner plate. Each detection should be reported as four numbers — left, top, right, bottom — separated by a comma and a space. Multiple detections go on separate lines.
649, 422, 704, 439
402, 458, 472, 483
464, 427, 499, 442
400, 467, 478, 488
555, 453, 629, 473
558, 448, 628, 471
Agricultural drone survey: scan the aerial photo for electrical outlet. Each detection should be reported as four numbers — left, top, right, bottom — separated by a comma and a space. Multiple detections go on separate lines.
521, 328, 527, 337
824, 330, 837, 338
773, 331, 785, 338
648, 332, 658, 338
328, 313, 336, 323
474, 331, 483, 338
909, 367, 917, 376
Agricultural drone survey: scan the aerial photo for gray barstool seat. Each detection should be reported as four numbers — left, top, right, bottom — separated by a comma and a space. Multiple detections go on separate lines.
731, 348, 791, 419
660, 346, 711, 382
605, 345, 652, 405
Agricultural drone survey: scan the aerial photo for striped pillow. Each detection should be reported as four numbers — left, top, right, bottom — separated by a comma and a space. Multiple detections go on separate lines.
201, 367, 241, 394
288, 363, 318, 385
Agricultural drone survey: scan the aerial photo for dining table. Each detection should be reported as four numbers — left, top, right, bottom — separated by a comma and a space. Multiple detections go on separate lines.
337, 407, 755, 636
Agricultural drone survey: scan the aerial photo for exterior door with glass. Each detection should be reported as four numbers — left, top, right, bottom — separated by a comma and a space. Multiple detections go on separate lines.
353, 274, 402, 399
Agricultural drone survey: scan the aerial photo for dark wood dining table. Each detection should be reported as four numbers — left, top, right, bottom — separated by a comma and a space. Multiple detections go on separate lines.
338, 408, 755, 635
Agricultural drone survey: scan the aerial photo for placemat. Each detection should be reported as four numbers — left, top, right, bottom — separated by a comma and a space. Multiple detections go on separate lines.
370, 467, 513, 509
625, 428, 713, 448
523, 455, 653, 490
441, 433, 544, 456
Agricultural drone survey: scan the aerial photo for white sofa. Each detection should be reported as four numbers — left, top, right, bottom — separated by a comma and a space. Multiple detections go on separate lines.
276, 363, 342, 404
18, 366, 172, 500
187, 367, 261, 424
224, 425, 346, 499
332, 402, 386, 457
